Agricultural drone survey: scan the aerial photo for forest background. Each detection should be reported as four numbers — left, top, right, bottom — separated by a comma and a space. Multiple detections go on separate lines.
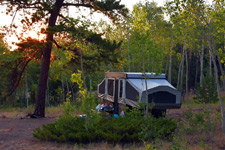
0, 0, 225, 149
0, 0, 224, 128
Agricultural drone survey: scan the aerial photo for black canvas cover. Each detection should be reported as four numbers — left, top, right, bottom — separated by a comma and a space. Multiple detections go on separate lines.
126, 81, 139, 101
99, 80, 105, 94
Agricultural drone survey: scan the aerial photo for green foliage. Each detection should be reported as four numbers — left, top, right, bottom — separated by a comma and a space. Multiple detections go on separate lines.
144, 141, 157, 150
182, 109, 209, 134
139, 116, 177, 141
194, 74, 218, 103
63, 98, 75, 117
33, 109, 177, 144
169, 135, 187, 150
169, 108, 220, 149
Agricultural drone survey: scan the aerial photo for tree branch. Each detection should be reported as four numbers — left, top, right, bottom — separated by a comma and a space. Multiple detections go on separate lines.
6, 58, 31, 98
62, 3, 93, 8
53, 40, 62, 49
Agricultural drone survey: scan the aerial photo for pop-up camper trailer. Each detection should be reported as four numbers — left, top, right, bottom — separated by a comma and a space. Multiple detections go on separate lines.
98, 72, 181, 116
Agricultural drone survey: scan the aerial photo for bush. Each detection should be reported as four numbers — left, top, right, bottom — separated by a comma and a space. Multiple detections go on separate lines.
194, 74, 218, 103
33, 109, 177, 144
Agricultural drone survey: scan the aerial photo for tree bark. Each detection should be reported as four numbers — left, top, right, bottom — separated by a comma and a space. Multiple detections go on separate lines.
89, 75, 92, 93
205, 20, 225, 134
80, 51, 87, 89
46, 78, 50, 106
180, 44, 185, 91
34, 0, 64, 117
200, 39, 204, 87
66, 79, 70, 97
142, 44, 148, 118
62, 79, 65, 101
168, 40, 173, 83
25, 72, 29, 107
177, 49, 183, 89
185, 38, 188, 102
214, 43, 225, 91
209, 48, 212, 76
195, 59, 198, 90
208, 38, 225, 135
127, 33, 131, 72
168, 29, 173, 83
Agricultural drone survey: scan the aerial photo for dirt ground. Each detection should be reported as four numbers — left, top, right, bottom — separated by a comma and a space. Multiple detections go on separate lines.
0, 116, 59, 150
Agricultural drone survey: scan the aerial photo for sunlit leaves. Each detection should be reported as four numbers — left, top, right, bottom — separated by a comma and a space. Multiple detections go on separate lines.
71, 70, 87, 98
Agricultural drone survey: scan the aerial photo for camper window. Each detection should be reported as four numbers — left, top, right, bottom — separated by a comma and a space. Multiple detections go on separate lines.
108, 79, 114, 96
119, 80, 123, 98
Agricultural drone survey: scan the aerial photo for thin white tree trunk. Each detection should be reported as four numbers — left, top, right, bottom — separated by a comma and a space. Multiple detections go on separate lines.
128, 33, 131, 72
200, 39, 205, 87
46, 78, 50, 106
168, 29, 173, 83
180, 44, 185, 91
89, 75, 92, 93
25, 72, 29, 107
214, 44, 225, 91
177, 50, 183, 89
142, 44, 148, 117
208, 38, 225, 135
66, 79, 69, 97
148, 53, 150, 72
195, 59, 198, 88
69, 82, 74, 101
61, 79, 65, 102
168, 40, 173, 83
185, 38, 188, 102
209, 48, 212, 76
80, 51, 87, 89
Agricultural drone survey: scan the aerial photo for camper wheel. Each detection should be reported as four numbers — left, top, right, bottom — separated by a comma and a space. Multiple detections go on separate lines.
151, 109, 166, 118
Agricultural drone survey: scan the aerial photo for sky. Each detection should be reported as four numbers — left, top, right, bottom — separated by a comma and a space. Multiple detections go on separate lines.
0, 0, 212, 50
0, 0, 166, 49
120, 0, 166, 10
0, 0, 167, 28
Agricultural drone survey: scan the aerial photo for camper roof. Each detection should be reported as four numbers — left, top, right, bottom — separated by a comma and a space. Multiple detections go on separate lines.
105, 72, 166, 79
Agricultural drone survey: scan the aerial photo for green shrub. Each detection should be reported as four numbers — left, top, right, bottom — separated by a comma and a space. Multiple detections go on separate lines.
194, 74, 218, 103
33, 109, 177, 144
139, 116, 177, 141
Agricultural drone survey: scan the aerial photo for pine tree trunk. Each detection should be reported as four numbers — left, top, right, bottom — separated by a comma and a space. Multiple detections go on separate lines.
34, 0, 64, 117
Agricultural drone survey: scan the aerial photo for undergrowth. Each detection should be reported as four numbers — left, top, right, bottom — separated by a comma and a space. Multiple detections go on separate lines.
33, 108, 177, 144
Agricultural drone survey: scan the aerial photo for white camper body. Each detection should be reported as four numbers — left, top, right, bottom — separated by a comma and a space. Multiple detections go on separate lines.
98, 72, 181, 115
